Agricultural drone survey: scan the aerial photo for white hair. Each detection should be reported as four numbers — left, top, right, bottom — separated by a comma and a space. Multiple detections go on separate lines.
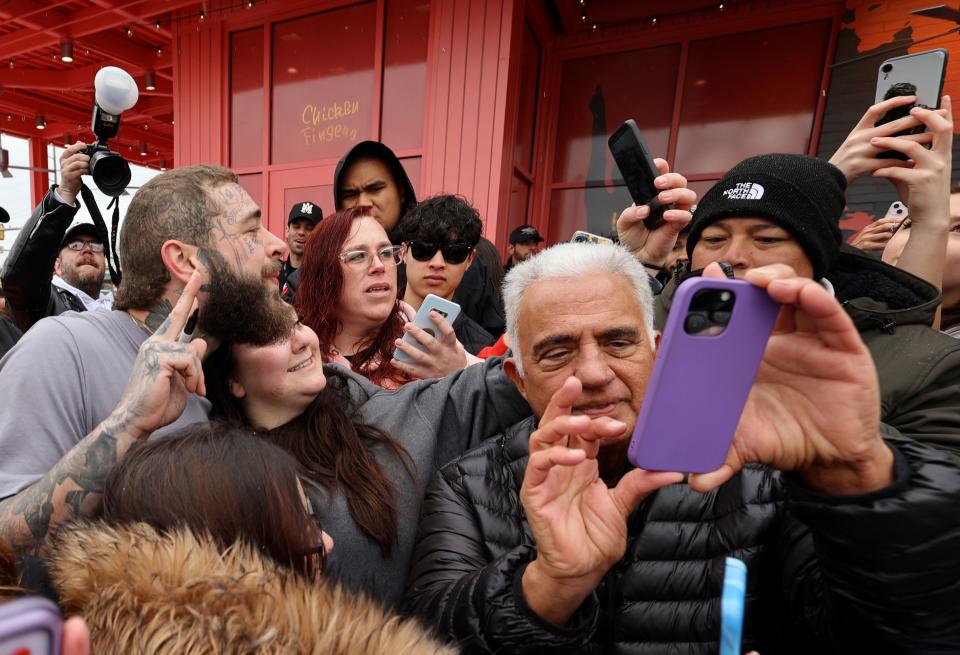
503, 242, 656, 377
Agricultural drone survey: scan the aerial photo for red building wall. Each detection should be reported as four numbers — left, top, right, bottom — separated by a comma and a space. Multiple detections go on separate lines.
171, 0, 520, 244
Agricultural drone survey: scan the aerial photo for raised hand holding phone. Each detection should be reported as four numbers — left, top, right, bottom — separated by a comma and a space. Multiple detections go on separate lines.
608, 125, 696, 266
687, 263, 892, 496
628, 276, 780, 473
391, 294, 469, 379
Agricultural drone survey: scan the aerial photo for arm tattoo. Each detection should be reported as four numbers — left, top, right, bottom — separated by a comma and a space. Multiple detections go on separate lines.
0, 410, 135, 559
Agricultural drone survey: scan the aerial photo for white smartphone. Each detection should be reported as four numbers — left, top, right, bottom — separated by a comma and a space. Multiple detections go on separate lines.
571, 230, 614, 245
884, 201, 908, 220
394, 294, 461, 362
874, 48, 948, 108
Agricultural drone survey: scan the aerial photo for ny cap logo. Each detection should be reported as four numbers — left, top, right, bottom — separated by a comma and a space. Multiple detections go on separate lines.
722, 182, 765, 200
300, 202, 314, 214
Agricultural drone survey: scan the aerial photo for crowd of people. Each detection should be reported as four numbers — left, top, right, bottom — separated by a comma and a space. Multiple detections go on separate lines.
0, 90, 958, 654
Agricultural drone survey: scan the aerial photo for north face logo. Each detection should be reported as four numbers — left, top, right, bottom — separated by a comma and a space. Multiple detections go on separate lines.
300, 202, 315, 214
722, 183, 765, 200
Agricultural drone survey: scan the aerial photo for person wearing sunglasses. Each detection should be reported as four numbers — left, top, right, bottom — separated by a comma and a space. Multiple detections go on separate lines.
295, 205, 475, 389
2, 143, 114, 333
399, 195, 497, 356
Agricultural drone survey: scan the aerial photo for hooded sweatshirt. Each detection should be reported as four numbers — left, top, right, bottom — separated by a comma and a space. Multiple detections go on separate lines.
48, 521, 456, 655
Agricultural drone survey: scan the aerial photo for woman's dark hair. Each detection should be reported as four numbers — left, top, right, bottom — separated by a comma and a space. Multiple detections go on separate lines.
102, 421, 325, 579
204, 343, 415, 557
294, 206, 410, 388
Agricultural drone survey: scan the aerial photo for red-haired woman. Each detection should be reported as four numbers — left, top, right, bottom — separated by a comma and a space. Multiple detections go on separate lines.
295, 206, 473, 389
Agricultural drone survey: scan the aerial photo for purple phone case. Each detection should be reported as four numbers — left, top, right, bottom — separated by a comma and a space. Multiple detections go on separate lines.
0, 596, 62, 655
627, 277, 780, 473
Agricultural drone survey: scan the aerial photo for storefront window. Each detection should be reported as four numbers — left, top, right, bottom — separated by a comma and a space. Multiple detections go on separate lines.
551, 45, 679, 237
548, 185, 633, 245
553, 45, 679, 187
514, 23, 541, 172
381, 0, 431, 151
230, 28, 264, 169
271, 2, 377, 164
674, 20, 832, 175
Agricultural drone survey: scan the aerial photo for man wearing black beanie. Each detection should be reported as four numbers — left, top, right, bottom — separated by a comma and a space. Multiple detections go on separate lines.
686, 154, 845, 280
656, 153, 960, 458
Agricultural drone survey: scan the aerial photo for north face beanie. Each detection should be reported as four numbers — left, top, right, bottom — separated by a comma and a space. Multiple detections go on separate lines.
685, 154, 847, 279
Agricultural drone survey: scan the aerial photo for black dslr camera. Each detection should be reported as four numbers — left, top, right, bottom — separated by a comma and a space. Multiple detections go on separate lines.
82, 67, 138, 197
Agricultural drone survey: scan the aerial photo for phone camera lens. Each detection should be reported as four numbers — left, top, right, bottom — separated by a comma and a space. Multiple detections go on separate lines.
684, 313, 708, 334
710, 310, 732, 325
881, 63, 893, 74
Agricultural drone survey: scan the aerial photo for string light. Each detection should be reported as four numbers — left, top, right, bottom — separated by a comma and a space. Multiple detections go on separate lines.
200, 10, 206, 21
125, 26, 133, 37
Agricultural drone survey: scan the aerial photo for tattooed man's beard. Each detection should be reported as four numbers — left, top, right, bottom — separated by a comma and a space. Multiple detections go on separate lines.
197, 252, 294, 346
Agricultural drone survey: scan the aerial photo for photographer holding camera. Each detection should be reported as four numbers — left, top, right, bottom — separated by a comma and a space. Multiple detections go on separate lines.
1, 143, 112, 333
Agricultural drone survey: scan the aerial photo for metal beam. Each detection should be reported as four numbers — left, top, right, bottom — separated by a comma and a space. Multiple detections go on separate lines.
0, 91, 173, 150
0, 0, 197, 61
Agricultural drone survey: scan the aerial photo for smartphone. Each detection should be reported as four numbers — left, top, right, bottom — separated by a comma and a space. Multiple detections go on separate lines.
571, 230, 613, 245
874, 48, 948, 159
608, 119, 672, 231
884, 200, 908, 220
0, 597, 62, 655
627, 277, 780, 473
394, 294, 461, 363
720, 557, 747, 655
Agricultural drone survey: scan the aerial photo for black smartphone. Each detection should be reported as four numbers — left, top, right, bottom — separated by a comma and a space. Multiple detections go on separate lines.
874, 48, 948, 159
608, 119, 672, 230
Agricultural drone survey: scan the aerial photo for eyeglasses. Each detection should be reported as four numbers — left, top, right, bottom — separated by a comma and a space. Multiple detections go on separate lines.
65, 239, 104, 253
338, 244, 405, 268
406, 240, 473, 264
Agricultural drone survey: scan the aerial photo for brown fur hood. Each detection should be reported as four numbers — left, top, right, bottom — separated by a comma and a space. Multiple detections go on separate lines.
48, 521, 457, 655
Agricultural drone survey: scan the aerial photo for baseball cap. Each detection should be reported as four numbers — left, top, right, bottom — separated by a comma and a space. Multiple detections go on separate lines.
61, 220, 106, 249
288, 201, 322, 226
509, 224, 545, 245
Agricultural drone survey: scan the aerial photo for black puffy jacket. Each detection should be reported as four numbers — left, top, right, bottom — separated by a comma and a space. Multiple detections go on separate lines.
404, 418, 960, 654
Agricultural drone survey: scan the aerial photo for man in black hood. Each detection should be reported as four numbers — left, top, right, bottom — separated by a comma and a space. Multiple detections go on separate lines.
334, 140, 417, 239
287, 140, 506, 335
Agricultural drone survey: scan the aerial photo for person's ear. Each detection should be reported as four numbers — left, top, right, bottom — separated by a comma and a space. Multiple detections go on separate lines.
654, 330, 661, 353
54, 257, 62, 277
465, 251, 476, 269
228, 375, 246, 399
160, 239, 199, 286
503, 357, 527, 399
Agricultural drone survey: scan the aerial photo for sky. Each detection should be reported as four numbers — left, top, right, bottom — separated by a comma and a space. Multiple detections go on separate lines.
0, 133, 159, 268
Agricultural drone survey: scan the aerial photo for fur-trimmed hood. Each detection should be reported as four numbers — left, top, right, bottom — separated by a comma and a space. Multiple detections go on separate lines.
48, 521, 456, 655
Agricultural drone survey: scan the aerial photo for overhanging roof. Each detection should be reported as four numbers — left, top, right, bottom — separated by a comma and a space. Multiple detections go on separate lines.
0, 0, 202, 169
